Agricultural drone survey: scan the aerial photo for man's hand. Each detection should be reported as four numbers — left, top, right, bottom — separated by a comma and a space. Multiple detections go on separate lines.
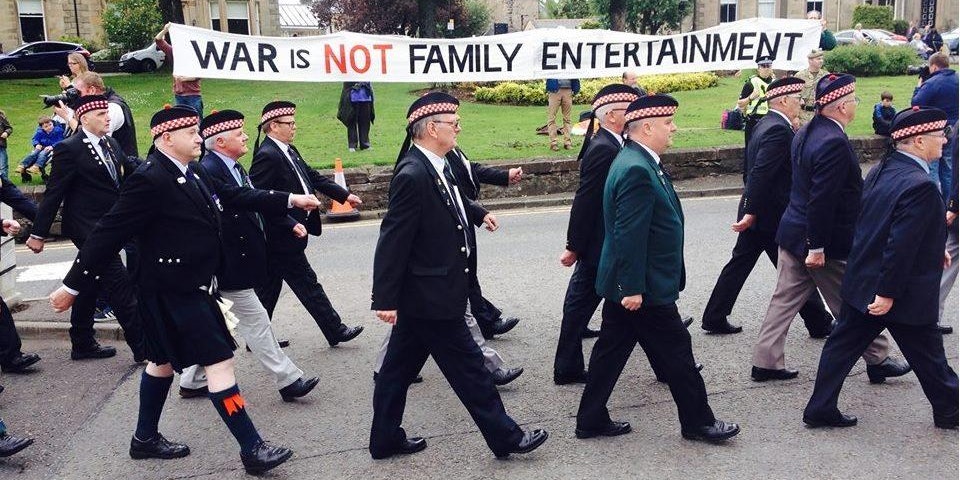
508, 167, 523, 185
0, 131, 7, 139
292, 223, 307, 238
34, 144, 42, 151
805, 251, 825, 269
867, 295, 893, 316
482, 213, 499, 232
621, 294, 643, 311
559, 249, 577, 267
346, 194, 362, 207
2, 219, 21, 236
376, 310, 397, 325
156, 22, 170, 41
290, 193, 321, 211
26, 236, 44, 253
731, 214, 756, 232
43, 146, 53, 152
945, 250, 953, 269
947, 211, 956, 227
49, 286, 77, 313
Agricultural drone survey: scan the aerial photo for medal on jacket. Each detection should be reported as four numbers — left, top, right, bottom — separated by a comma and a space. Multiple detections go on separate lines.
211, 193, 224, 211
177, 177, 186, 184
657, 168, 667, 187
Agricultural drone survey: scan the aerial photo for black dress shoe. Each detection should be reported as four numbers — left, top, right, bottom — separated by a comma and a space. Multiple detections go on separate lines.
575, 420, 632, 439
681, 316, 694, 328
934, 409, 959, 429
240, 440, 293, 475
656, 363, 703, 383
71, 343, 117, 360
279, 376, 320, 402
554, 370, 588, 385
278, 339, 291, 348
581, 327, 601, 339
681, 420, 740, 442
496, 429, 548, 458
371, 437, 427, 459
701, 320, 742, 335
179, 386, 209, 399
492, 367, 524, 386
491, 317, 520, 336
808, 323, 834, 339
803, 412, 857, 428
0, 432, 34, 458
938, 324, 954, 335
129, 433, 190, 459
751, 366, 799, 382
866, 357, 911, 384
1, 352, 40, 373
329, 325, 363, 347
372, 372, 424, 384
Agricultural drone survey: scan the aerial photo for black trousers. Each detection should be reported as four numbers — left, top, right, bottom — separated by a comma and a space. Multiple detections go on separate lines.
702, 227, 832, 332
370, 313, 523, 457
469, 279, 502, 336
346, 102, 372, 149
68, 246, 144, 357
805, 303, 959, 421
0, 296, 23, 364
255, 249, 344, 344
577, 300, 715, 432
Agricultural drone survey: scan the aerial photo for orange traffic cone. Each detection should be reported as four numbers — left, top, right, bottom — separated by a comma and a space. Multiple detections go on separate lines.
327, 158, 360, 222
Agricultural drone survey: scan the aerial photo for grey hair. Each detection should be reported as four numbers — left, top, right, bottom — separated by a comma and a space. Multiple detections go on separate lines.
410, 114, 440, 139
203, 130, 230, 150
595, 103, 615, 120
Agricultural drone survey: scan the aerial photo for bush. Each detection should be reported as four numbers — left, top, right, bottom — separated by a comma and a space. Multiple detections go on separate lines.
824, 45, 918, 77
473, 72, 719, 105
892, 19, 909, 35
580, 19, 602, 29
90, 48, 121, 62
58, 35, 101, 52
851, 5, 894, 30
102, 0, 164, 54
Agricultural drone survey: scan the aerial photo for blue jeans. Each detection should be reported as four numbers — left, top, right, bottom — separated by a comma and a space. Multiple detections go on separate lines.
174, 95, 203, 117
20, 149, 51, 169
0, 148, 8, 179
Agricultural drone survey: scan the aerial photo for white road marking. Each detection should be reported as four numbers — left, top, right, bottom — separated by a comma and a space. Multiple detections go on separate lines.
16, 261, 73, 282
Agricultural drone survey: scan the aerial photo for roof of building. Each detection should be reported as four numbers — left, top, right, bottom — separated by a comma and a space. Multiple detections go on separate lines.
278, 3, 320, 29
523, 18, 593, 30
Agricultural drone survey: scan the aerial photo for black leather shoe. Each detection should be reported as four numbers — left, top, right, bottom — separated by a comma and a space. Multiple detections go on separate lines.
575, 420, 631, 439
279, 376, 320, 402
751, 366, 799, 382
329, 325, 363, 347
371, 437, 427, 459
492, 367, 524, 386
71, 343, 117, 360
554, 370, 588, 385
681, 420, 740, 442
0, 432, 34, 458
938, 324, 954, 335
581, 327, 601, 339
656, 363, 703, 383
240, 440, 293, 475
483, 317, 521, 339
803, 412, 857, 428
1, 352, 40, 373
373, 372, 424, 384
681, 316, 694, 328
808, 323, 833, 339
866, 357, 911, 384
129, 433, 190, 459
496, 429, 548, 458
934, 409, 959, 429
702, 320, 742, 335
179, 386, 209, 399
278, 339, 291, 348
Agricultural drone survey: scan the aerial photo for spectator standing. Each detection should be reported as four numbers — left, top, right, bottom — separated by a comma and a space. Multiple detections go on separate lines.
621, 71, 647, 95
737, 56, 776, 147
337, 82, 375, 152
545, 78, 580, 151
853, 23, 868, 44
795, 49, 829, 126
906, 20, 919, 41
54, 71, 139, 157
155, 23, 203, 116
0, 110, 11, 179
872, 91, 897, 136
58, 52, 89, 90
912, 53, 957, 200
807, 10, 836, 51
924, 27, 944, 52
15, 115, 64, 180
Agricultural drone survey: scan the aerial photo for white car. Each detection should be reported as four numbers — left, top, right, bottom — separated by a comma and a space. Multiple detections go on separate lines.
118, 43, 166, 73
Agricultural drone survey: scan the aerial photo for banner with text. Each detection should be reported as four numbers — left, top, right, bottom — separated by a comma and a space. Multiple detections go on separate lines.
170, 18, 821, 83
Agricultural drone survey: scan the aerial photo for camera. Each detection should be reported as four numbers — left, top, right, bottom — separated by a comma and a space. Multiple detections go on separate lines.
41, 86, 80, 108
907, 65, 932, 81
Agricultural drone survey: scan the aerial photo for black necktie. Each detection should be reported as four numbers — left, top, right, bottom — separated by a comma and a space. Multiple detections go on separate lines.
286, 147, 311, 194
98, 138, 119, 186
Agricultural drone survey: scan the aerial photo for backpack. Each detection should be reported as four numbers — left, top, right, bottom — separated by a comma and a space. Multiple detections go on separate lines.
721, 107, 744, 130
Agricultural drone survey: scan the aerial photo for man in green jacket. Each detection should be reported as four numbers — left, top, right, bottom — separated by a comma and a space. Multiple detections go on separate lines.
575, 94, 740, 443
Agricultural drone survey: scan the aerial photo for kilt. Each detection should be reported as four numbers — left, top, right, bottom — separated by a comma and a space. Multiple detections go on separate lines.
138, 289, 236, 371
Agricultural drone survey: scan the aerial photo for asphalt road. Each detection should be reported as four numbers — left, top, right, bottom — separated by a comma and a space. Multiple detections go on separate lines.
1, 197, 957, 480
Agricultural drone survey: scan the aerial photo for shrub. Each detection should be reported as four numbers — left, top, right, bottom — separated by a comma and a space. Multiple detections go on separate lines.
473, 72, 718, 105
90, 48, 121, 62
58, 35, 101, 52
102, 0, 164, 54
824, 45, 918, 77
892, 19, 909, 35
851, 5, 894, 30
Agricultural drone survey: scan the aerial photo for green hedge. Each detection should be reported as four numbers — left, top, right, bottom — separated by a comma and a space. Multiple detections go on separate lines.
823, 45, 918, 77
851, 5, 894, 30
473, 72, 719, 105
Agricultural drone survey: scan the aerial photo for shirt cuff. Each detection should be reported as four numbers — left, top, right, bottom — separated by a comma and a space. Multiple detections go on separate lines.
808, 248, 824, 254
29, 234, 44, 240
62, 284, 79, 296
286, 194, 293, 208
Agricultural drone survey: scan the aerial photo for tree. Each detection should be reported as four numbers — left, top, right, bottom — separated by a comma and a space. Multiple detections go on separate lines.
102, 0, 165, 53
310, 0, 482, 37
592, 0, 690, 33
156, 0, 184, 25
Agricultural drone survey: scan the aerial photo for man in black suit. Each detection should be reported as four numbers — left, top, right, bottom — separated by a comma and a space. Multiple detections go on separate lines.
804, 107, 959, 429
370, 92, 547, 459
0, 178, 41, 373
446, 147, 523, 340
177, 110, 320, 402
26, 95, 144, 361
701, 77, 833, 339
249, 101, 364, 347
49, 106, 299, 474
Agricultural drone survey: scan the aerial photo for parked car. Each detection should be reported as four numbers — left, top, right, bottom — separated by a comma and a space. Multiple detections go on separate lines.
834, 29, 908, 47
942, 27, 960, 55
874, 29, 908, 42
0, 41, 90, 73
118, 43, 165, 73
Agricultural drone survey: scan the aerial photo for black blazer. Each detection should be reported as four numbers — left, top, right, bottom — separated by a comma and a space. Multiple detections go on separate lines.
842, 153, 945, 326
63, 150, 289, 294
740, 112, 795, 234
33, 131, 139, 241
372, 146, 487, 320
776, 115, 862, 260
445, 148, 509, 201
0, 177, 37, 222
565, 128, 621, 264
249, 136, 349, 253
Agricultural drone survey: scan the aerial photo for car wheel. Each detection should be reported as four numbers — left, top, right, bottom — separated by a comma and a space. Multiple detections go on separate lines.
0, 64, 16, 73
141, 59, 156, 73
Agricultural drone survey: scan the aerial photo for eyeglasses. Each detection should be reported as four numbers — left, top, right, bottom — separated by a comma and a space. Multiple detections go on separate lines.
432, 120, 460, 129
274, 120, 296, 127
610, 108, 628, 113
841, 96, 861, 106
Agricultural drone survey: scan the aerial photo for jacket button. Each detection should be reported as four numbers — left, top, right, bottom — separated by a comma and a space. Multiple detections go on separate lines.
460, 247, 466, 252
464, 268, 470, 273
83, 270, 88, 275
234, 214, 239, 218
176, 259, 181, 263
158, 259, 163, 263
457, 225, 463, 230
240, 236, 244, 240
241, 253, 246, 257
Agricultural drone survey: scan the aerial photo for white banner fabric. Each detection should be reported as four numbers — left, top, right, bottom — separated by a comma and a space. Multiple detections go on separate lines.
170, 18, 821, 83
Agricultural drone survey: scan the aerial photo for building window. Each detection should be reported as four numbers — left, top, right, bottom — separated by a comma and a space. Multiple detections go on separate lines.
806, 1, 824, 15
720, 0, 737, 23
17, 0, 45, 43
757, 0, 775, 18
211, 1, 250, 34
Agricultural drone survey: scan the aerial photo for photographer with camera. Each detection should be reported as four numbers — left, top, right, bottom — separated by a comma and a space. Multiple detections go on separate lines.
53, 71, 138, 157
